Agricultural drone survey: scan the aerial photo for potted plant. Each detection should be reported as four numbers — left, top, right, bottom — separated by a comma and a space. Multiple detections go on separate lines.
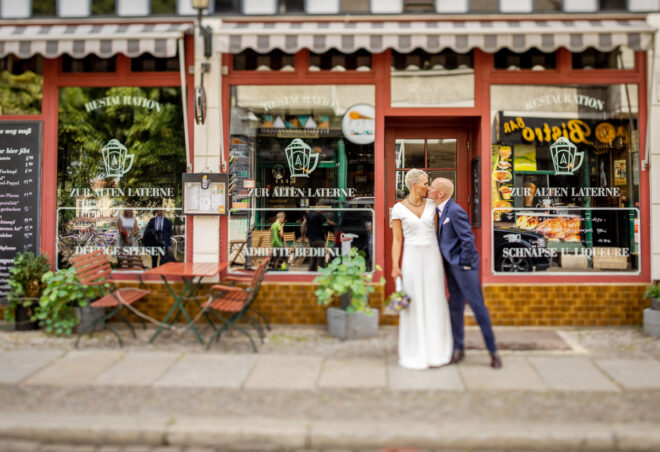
314, 247, 384, 340
34, 267, 109, 336
3, 252, 51, 331
643, 282, 660, 337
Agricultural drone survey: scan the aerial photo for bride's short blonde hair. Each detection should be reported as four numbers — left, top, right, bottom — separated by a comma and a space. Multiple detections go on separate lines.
404, 169, 428, 191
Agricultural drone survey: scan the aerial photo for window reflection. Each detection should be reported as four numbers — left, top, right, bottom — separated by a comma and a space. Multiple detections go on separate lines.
0, 55, 43, 115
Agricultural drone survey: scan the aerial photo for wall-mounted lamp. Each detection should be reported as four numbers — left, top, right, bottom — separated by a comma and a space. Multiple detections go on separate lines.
192, 0, 212, 58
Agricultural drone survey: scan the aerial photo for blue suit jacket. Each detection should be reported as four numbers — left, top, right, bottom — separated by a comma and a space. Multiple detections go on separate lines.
437, 198, 479, 268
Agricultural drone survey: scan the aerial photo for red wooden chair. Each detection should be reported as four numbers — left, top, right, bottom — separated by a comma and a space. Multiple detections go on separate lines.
69, 250, 150, 347
203, 256, 270, 351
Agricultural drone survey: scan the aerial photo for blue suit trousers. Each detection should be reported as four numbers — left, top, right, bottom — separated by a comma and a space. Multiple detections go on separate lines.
444, 261, 497, 353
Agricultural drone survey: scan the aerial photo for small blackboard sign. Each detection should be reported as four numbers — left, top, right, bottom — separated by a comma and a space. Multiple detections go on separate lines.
182, 173, 231, 215
0, 121, 42, 302
471, 157, 481, 227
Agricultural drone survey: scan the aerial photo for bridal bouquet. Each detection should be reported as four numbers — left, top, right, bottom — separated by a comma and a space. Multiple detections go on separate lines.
385, 277, 411, 315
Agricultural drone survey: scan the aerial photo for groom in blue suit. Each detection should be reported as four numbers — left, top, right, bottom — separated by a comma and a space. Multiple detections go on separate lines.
429, 178, 502, 369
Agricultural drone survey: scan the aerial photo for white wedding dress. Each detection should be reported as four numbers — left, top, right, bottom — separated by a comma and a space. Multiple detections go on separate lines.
391, 199, 453, 370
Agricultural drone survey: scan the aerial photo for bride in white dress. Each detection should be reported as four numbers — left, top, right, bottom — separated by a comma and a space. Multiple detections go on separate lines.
390, 169, 453, 370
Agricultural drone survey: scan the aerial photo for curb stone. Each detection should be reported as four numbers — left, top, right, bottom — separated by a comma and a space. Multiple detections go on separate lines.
0, 413, 660, 450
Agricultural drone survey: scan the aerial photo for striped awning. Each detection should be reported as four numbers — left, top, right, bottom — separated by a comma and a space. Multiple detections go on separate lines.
215, 20, 655, 54
0, 23, 191, 59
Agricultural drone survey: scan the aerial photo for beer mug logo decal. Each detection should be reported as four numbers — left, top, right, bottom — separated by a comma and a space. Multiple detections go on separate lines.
550, 137, 584, 176
284, 138, 318, 178
101, 139, 134, 179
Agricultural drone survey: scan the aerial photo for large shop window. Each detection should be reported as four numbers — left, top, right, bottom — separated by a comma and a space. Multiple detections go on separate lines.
56, 87, 187, 270
0, 55, 43, 115
228, 85, 375, 273
490, 84, 640, 274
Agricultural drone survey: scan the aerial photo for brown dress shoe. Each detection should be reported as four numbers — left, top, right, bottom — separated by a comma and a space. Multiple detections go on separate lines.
450, 349, 465, 364
490, 352, 502, 369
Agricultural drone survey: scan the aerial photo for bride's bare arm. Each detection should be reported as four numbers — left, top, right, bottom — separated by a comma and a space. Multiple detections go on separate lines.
391, 219, 403, 279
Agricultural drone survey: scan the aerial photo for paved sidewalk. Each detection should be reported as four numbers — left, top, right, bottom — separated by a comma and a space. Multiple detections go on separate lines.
0, 325, 659, 450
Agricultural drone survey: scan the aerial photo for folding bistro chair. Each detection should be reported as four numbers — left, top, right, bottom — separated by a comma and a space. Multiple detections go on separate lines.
70, 250, 150, 347
203, 256, 271, 351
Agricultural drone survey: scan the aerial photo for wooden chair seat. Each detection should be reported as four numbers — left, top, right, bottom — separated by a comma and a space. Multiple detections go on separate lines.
91, 288, 151, 308
207, 290, 246, 312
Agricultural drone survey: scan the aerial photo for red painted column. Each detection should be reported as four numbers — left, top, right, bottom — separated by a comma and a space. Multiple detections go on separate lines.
41, 58, 59, 266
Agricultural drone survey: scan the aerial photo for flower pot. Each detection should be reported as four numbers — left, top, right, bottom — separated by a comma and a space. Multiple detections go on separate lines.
644, 308, 660, 338
651, 297, 660, 311
14, 303, 39, 331
327, 306, 379, 340
74, 306, 105, 334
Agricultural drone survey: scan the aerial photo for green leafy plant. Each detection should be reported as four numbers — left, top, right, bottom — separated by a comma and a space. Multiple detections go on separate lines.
313, 247, 385, 314
34, 267, 109, 336
3, 252, 51, 322
643, 282, 660, 300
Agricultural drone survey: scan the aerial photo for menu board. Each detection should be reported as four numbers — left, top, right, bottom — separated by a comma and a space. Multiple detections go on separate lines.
0, 121, 42, 302
182, 173, 231, 215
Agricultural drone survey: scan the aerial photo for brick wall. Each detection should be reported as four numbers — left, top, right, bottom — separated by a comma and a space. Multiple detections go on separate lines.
112, 281, 649, 326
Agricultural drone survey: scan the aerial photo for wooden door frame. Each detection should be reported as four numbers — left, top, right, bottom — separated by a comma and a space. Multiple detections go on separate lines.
383, 123, 472, 294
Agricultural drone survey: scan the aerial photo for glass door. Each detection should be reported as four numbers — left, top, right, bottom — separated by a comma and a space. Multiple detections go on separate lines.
384, 127, 469, 292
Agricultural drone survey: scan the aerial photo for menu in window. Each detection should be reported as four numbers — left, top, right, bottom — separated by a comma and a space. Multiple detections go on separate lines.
0, 121, 42, 302
182, 173, 230, 215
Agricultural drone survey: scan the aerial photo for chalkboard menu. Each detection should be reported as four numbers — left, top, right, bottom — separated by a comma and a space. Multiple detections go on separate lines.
0, 121, 42, 302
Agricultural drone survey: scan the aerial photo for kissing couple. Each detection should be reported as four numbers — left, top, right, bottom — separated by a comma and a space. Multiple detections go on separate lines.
390, 169, 502, 370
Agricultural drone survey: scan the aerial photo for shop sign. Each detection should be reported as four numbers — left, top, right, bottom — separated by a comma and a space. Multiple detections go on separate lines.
508, 186, 621, 198
285, 138, 318, 177
246, 187, 357, 198
342, 104, 375, 145
84, 96, 163, 113
523, 94, 605, 112
263, 95, 340, 113
101, 139, 134, 179
549, 137, 584, 175
69, 187, 175, 197
501, 115, 631, 148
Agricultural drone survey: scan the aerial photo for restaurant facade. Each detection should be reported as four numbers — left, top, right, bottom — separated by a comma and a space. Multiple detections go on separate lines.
0, 1, 658, 326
